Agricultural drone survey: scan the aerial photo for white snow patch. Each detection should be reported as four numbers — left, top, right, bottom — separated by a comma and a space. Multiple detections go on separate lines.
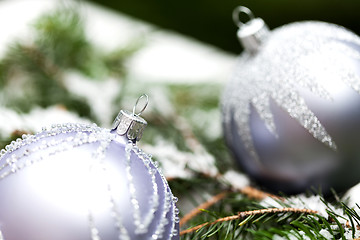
0, 106, 89, 136
343, 182, 360, 215
260, 197, 284, 209
141, 139, 193, 179
0, 0, 235, 84
189, 108, 222, 140
319, 229, 332, 239
221, 170, 250, 190
262, 194, 351, 227
146, 87, 176, 118
141, 138, 218, 179
344, 227, 360, 239
63, 72, 121, 126
286, 195, 329, 218
298, 230, 311, 240
127, 31, 235, 83
272, 234, 285, 240
25, 106, 91, 132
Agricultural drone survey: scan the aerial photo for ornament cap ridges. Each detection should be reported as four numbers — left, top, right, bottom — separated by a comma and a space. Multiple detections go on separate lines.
112, 94, 148, 143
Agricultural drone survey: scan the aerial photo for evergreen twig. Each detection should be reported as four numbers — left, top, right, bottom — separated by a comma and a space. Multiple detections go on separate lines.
180, 207, 318, 236
0, 5, 139, 123
180, 190, 229, 227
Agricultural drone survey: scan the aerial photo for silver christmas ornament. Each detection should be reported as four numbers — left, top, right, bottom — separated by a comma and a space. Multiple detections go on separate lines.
0, 94, 179, 240
222, 6, 360, 194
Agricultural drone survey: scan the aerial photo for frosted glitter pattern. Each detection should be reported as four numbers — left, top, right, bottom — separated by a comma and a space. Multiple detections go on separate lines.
0, 123, 179, 240
223, 21, 360, 161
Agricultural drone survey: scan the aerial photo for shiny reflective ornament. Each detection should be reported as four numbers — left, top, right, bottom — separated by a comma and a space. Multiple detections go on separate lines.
222, 6, 360, 194
0, 94, 179, 240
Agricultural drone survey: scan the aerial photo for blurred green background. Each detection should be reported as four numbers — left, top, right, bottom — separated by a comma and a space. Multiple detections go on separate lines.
89, 0, 360, 54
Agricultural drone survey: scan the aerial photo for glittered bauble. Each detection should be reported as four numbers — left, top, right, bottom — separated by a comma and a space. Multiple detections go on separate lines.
222, 6, 360, 194
0, 96, 179, 240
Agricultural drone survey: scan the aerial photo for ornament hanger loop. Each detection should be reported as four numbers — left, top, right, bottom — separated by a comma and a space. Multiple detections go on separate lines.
232, 6, 255, 27
132, 94, 149, 117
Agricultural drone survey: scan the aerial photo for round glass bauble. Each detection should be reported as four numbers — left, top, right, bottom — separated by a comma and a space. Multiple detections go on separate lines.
0, 123, 179, 240
222, 21, 360, 194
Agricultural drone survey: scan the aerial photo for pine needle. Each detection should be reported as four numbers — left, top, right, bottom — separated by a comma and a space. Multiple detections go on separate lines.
180, 207, 318, 236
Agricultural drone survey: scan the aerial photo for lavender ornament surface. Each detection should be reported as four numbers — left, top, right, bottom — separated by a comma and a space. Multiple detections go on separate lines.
222, 7, 360, 194
0, 120, 179, 240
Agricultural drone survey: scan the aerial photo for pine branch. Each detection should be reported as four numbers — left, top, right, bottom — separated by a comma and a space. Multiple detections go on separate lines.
0, 5, 139, 123
181, 207, 318, 236
180, 191, 229, 227
178, 187, 360, 239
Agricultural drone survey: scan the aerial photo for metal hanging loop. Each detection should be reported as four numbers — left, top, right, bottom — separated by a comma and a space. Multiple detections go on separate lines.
232, 6, 255, 28
132, 94, 149, 117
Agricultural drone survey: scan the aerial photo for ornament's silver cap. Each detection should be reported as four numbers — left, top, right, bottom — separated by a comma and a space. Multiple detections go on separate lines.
112, 94, 148, 143
233, 6, 270, 53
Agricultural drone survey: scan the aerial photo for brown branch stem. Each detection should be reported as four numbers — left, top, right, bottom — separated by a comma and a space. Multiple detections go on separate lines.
239, 186, 284, 201
180, 191, 229, 227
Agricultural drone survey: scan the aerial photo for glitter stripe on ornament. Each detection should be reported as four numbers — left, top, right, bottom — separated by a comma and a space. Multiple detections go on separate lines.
2, 136, 81, 179
107, 183, 131, 240
124, 143, 161, 235
88, 212, 101, 240
132, 145, 161, 234
252, 92, 278, 137
0, 123, 104, 173
134, 143, 179, 239
72, 130, 131, 240
0, 136, 75, 180
125, 143, 143, 234
0, 123, 102, 162
156, 167, 179, 239
169, 192, 179, 239
89, 134, 131, 240
273, 87, 336, 150
169, 201, 179, 239
152, 182, 173, 240
95, 138, 131, 240
0, 127, 111, 180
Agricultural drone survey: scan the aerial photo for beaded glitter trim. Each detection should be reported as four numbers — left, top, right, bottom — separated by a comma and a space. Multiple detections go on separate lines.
0, 123, 179, 240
